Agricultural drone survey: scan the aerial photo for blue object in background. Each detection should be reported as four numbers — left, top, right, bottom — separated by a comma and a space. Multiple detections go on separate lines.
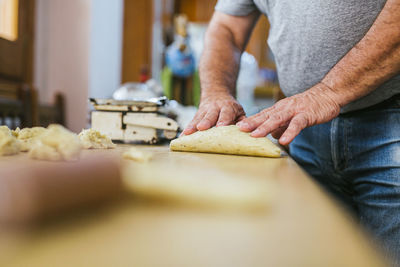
165, 38, 195, 78
259, 68, 278, 83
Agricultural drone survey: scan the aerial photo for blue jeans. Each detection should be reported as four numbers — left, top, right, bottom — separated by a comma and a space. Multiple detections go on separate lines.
290, 95, 400, 265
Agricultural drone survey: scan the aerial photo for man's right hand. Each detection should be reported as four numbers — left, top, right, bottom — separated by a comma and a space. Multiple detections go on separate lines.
182, 92, 246, 135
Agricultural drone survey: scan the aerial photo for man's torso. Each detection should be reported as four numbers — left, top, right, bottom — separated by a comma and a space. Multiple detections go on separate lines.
216, 0, 400, 112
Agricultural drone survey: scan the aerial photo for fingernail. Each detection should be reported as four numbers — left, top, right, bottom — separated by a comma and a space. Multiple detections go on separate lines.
237, 122, 248, 128
280, 137, 288, 143
251, 129, 261, 136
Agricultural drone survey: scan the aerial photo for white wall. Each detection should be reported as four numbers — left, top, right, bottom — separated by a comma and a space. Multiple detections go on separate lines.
89, 0, 124, 99
34, 0, 91, 132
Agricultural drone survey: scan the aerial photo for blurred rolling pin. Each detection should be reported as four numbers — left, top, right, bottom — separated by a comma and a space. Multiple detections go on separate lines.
0, 157, 122, 225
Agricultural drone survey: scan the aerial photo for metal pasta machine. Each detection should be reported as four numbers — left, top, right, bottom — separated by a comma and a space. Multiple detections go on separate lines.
90, 97, 179, 144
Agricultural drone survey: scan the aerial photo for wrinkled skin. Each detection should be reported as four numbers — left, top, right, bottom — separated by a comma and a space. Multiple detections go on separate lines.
182, 92, 246, 136
237, 83, 341, 145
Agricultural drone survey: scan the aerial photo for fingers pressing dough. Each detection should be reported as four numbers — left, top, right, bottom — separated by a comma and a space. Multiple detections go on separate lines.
170, 125, 281, 158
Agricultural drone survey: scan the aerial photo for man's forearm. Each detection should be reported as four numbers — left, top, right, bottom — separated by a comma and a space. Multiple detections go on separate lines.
199, 25, 242, 99
322, 0, 400, 107
182, 12, 260, 135
199, 11, 260, 100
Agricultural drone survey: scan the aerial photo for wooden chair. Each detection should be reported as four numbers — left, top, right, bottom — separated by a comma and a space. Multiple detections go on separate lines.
37, 92, 65, 127
0, 81, 65, 129
0, 82, 34, 129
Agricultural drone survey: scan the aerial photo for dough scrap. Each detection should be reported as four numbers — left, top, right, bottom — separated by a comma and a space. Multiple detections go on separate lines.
0, 126, 20, 156
123, 147, 153, 163
0, 126, 11, 135
78, 129, 116, 149
170, 125, 281, 158
16, 127, 47, 152
11, 127, 20, 137
29, 124, 81, 161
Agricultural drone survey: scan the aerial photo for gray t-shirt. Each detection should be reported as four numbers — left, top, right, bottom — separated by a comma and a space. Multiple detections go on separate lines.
215, 0, 400, 112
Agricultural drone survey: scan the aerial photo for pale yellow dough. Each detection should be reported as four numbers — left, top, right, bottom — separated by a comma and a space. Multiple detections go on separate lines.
16, 127, 47, 152
29, 124, 81, 161
11, 128, 20, 137
78, 129, 116, 149
170, 125, 281, 158
0, 126, 20, 156
123, 147, 153, 163
0, 126, 11, 135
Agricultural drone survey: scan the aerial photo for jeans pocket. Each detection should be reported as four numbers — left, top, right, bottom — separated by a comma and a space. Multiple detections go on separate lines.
395, 97, 400, 108
386, 94, 400, 109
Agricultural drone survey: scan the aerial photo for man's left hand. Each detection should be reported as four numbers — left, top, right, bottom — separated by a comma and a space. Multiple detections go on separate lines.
236, 83, 341, 145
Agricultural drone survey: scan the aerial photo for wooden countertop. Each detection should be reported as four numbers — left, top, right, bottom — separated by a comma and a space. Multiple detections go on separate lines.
0, 145, 387, 266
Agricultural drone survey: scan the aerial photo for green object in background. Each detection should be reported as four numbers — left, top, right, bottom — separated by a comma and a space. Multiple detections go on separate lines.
162, 66, 173, 100
193, 70, 200, 107
161, 66, 201, 107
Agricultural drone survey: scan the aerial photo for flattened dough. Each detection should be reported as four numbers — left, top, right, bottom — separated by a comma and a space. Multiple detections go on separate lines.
0, 126, 20, 156
78, 129, 116, 149
29, 124, 81, 161
170, 125, 281, 157
16, 127, 47, 152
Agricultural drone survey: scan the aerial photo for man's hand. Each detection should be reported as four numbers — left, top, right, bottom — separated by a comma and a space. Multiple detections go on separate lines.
237, 83, 341, 145
181, 11, 259, 136
182, 92, 246, 135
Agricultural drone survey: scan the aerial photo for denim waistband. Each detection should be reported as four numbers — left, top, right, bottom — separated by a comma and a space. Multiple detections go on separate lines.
342, 93, 400, 117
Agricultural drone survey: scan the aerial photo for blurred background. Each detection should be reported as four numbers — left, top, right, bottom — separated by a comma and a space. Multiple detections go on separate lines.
0, 0, 280, 133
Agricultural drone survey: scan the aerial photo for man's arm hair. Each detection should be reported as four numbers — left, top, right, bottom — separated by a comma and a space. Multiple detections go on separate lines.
199, 11, 260, 100
321, 0, 400, 106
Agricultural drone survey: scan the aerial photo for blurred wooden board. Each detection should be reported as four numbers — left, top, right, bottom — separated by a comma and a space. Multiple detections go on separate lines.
0, 145, 387, 266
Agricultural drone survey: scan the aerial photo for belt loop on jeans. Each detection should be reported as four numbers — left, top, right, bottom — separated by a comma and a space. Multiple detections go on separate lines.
330, 117, 340, 170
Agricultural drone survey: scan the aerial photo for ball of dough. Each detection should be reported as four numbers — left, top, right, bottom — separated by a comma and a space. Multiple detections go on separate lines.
78, 129, 116, 149
29, 124, 81, 161
0, 126, 20, 156
16, 127, 47, 152
0, 125, 11, 135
